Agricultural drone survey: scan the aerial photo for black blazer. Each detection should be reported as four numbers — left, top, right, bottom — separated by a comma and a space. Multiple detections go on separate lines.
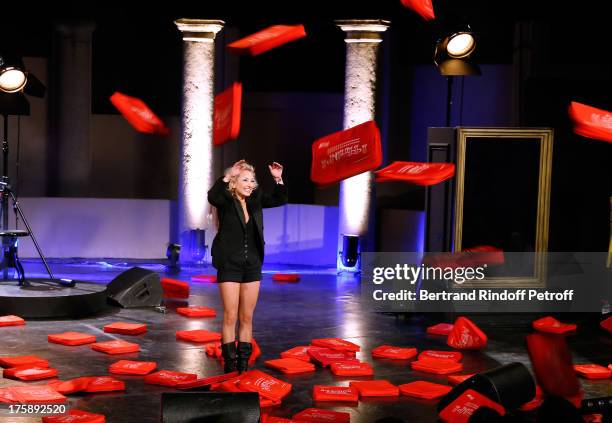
207, 176, 288, 269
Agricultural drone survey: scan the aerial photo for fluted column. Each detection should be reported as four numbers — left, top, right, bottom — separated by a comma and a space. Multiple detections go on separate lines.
174, 19, 224, 263
336, 19, 389, 272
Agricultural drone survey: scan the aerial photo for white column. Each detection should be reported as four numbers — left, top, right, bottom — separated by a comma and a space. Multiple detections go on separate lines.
174, 19, 224, 263
336, 19, 390, 272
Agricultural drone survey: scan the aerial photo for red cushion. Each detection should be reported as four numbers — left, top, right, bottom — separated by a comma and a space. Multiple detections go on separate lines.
3, 366, 58, 381
375, 161, 455, 186
419, 350, 462, 362
371, 345, 417, 360
213, 82, 242, 146
533, 316, 577, 334
0, 385, 66, 404
83, 377, 125, 393
411, 358, 463, 375
311, 338, 360, 352
108, 360, 157, 375
569, 101, 612, 143
191, 274, 217, 283
90, 340, 140, 355
49, 377, 94, 395
399, 380, 452, 400
238, 369, 292, 401
519, 385, 544, 412
48, 331, 97, 345
426, 323, 454, 336
312, 385, 358, 402
228, 25, 306, 57
280, 346, 312, 362
109, 92, 169, 136
349, 380, 400, 397
103, 322, 147, 335
600, 316, 612, 333
311, 120, 382, 187
0, 355, 49, 368
329, 362, 374, 376
574, 364, 612, 380
161, 278, 190, 298
176, 306, 216, 318
175, 372, 239, 389
176, 330, 222, 343
144, 370, 198, 387
439, 389, 505, 422
264, 358, 315, 374
272, 273, 301, 282
0, 315, 25, 326
307, 348, 358, 367
42, 409, 105, 423
447, 317, 488, 350
400, 0, 435, 21
293, 408, 350, 423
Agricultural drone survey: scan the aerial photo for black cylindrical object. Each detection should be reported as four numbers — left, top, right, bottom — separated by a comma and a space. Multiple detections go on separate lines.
341, 234, 360, 267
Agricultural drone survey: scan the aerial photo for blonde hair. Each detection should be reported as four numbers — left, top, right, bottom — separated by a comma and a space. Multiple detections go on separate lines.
227, 162, 258, 197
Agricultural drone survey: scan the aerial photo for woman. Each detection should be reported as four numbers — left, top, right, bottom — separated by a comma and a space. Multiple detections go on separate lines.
208, 159, 288, 373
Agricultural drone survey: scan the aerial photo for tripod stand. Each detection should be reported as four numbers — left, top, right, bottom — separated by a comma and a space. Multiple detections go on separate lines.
1, 113, 73, 287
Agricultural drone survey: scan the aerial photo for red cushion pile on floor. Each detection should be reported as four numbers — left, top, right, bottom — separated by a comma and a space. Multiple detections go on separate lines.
371, 345, 417, 360
0, 315, 25, 326
280, 346, 313, 362
144, 370, 198, 387
103, 322, 147, 335
90, 340, 140, 355
49, 377, 125, 394
312, 385, 358, 402
307, 348, 358, 367
398, 380, 452, 400
108, 360, 157, 375
42, 409, 106, 423
48, 331, 97, 345
439, 389, 506, 422
176, 306, 216, 318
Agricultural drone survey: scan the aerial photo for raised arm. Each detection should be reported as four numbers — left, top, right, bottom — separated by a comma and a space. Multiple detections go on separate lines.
207, 159, 246, 208
261, 162, 288, 208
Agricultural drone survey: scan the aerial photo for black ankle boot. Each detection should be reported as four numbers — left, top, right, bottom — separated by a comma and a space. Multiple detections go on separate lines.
236, 341, 253, 373
221, 342, 237, 373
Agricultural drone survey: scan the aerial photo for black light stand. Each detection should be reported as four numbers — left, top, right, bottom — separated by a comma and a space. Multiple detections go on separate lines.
0, 112, 72, 287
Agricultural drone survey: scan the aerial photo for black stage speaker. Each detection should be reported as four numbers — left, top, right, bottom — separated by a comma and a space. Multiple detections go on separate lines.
161, 392, 260, 423
106, 267, 162, 308
438, 362, 535, 412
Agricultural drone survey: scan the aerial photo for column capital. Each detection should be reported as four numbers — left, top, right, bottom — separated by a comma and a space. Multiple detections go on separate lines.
174, 19, 225, 42
335, 19, 390, 43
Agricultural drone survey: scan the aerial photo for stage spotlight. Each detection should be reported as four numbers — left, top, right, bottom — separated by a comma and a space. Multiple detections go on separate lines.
340, 234, 360, 268
446, 32, 475, 58
0, 55, 27, 93
434, 26, 481, 77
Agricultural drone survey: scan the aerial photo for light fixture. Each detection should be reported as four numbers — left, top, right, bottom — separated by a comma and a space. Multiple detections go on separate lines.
446, 32, 476, 58
0, 55, 27, 93
434, 26, 480, 77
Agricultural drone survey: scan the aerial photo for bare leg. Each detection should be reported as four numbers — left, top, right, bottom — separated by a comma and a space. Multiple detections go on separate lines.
218, 282, 240, 343
238, 281, 260, 342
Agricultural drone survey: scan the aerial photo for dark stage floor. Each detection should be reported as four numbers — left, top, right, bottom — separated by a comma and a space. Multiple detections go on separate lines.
1, 259, 611, 422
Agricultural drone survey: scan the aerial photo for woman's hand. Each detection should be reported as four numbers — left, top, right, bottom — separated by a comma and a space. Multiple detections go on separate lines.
269, 162, 283, 181
224, 159, 246, 181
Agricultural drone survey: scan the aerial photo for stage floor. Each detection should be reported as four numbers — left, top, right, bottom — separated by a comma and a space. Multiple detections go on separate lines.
1, 259, 611, 422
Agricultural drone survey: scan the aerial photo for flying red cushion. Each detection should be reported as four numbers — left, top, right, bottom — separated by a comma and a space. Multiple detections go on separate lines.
400, 0, 435, 21
568, 101, 612, 143
228, 25, 306, 56
375, 161, 455, 186
110, 92, 169, 136
213, 82, 242, 146
447, 317, 488, 350
532, 316, 577, 334
311, 120, 382, 187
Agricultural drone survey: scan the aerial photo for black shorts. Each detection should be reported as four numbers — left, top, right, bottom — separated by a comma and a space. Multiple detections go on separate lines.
217, 254, 262, 283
